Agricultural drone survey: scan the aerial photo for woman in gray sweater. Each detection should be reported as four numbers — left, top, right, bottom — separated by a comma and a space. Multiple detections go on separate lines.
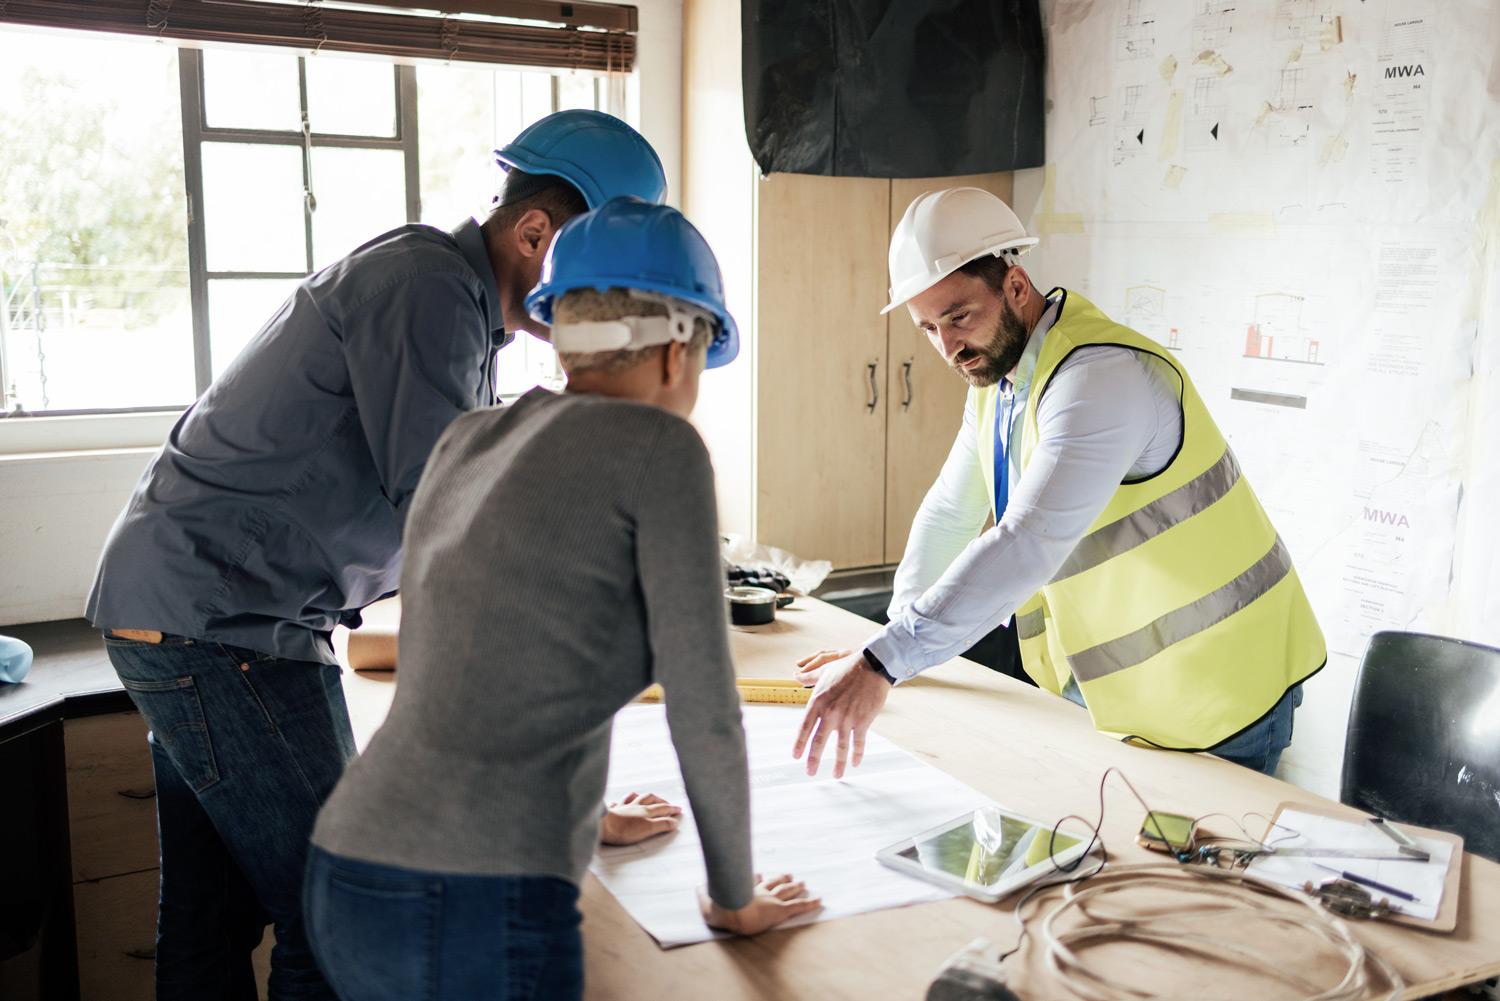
304, 199, 818, 1001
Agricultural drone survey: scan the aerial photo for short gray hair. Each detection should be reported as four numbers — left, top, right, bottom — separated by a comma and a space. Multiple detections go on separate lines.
554, 288, 714, 375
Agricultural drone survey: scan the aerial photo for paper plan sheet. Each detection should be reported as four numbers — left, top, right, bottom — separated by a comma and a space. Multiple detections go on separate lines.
1244, 809, 1452, 921
589, 705, 997, 949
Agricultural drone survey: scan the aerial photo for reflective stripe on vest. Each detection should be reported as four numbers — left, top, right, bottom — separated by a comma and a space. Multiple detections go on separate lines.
978, 288, 1325, 749
1049, 448, 1242, 585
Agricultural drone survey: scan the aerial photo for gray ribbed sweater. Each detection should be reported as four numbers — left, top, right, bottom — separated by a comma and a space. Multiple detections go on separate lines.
311, 388, 754, 909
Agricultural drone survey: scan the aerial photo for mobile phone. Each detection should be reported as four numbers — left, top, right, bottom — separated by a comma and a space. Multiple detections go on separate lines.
1137, 811, 1195, 853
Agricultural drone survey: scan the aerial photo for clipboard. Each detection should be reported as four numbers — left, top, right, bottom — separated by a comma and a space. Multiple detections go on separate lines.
1260, 800, 1464, 932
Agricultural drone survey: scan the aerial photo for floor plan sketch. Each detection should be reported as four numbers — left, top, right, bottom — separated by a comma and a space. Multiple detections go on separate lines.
1116, 0, 1157, 61
1191, 0, 1237, 51
1112, 84, 1149, 165
1268, 63, 1315, 148
1185, 75, 1225, 151
1273, 0, 1338, 44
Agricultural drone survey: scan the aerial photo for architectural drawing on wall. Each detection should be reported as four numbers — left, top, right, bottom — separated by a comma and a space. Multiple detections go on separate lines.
1273, 0, 1338, 44
1113, 85, 1149, 165
1185, 76, 1225, 151
1191, 0, 1236, 51
1116, 0, 1157, 61
1123, 285, 1174, 347
1243, 293, 1323, 365
1268, 64, 1315, 148
1089, 95, 1108, 127
1370, 8, 1432, 184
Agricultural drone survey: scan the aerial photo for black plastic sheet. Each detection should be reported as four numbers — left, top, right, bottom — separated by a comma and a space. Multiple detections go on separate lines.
743, 0, 1045, 178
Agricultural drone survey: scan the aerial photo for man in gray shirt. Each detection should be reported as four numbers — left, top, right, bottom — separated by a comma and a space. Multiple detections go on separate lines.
306, 198, 819, 1001
87, 113, 667, 1000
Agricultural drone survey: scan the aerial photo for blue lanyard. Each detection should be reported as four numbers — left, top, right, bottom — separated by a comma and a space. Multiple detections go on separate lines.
993, 390, 1015, 517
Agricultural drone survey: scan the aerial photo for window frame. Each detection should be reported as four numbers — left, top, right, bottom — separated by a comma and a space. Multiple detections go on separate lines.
0, 24, 650, 447
179, 47, 422, 395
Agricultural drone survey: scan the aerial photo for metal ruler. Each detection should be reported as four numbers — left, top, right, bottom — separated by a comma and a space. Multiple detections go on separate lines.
1260, 848, 1420, 860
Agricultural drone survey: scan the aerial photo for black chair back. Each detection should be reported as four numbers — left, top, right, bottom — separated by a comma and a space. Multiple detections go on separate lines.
1341, 630, 1500, 863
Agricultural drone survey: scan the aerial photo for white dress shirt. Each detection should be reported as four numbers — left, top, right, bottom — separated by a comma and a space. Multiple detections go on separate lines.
867, 295, 1185, 681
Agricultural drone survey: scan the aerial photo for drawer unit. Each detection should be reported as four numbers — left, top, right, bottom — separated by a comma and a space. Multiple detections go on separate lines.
63, 712, 158, 881
72, 869, 157, 1001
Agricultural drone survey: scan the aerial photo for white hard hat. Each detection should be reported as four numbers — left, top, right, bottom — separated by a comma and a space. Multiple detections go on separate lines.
882, 187, 1039, 314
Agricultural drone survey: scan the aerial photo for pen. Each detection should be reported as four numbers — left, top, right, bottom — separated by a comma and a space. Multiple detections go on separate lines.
1312, 863, 1420, 903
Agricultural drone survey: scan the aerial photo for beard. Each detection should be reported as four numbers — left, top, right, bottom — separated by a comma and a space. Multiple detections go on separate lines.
950, 295, 1030, 388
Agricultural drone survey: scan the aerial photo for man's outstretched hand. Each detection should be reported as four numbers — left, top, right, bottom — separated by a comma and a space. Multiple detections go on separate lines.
792, 651, 891, 779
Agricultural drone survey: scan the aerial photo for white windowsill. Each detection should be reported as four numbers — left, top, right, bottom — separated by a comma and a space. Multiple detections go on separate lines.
0, 411, 181, 457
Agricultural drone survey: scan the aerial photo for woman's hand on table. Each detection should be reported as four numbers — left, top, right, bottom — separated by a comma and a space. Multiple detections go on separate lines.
600, 792, 683, 845
700, 873, 822, 935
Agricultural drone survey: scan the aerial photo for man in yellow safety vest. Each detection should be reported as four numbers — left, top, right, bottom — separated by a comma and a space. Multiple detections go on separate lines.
793, 187, 1326, 779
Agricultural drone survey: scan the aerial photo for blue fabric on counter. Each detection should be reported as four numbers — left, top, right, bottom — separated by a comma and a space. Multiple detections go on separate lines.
86, 219, 505, 665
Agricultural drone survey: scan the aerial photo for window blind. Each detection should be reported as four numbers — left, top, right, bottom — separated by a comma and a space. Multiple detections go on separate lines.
0, 0, 636, 71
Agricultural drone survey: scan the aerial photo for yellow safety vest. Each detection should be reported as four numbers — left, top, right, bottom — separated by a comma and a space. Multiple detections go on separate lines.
975, 289, 1325, 749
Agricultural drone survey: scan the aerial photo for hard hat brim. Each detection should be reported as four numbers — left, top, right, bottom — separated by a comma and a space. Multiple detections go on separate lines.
880, 238, 1040, 315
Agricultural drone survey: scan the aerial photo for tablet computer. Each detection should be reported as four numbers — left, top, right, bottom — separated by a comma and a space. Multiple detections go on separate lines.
876, 805, 1092, 903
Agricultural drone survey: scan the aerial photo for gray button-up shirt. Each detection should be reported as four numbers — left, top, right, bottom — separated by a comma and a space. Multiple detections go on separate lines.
87, 219, 506, 664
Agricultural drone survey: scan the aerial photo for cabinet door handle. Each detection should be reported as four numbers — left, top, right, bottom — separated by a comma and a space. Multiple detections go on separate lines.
866, 361, 879, 413
118, 787, 156, 800
902, 358, 914, 410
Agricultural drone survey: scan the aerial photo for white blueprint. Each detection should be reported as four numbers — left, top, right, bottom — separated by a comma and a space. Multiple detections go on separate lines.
589, 705, 999, 949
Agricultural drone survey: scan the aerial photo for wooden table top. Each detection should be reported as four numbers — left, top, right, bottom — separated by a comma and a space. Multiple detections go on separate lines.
340, 596, 1500, 1000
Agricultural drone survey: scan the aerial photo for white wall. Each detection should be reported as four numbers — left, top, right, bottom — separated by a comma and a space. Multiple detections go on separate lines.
0, 7, 685, 628
0, 450, 154, 625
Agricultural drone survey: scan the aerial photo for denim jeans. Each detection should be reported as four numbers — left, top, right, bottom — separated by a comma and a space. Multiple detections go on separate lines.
304, 846, 585, 1001
104, 632, 355, 1001
1060, 677, 1302, 776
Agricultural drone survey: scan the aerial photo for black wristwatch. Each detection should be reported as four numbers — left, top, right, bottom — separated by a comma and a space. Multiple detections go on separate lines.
862, 647, 897, 685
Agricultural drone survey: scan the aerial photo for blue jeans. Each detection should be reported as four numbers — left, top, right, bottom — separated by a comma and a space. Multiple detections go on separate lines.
1060, 678, 1302, 776
104, 632, 355, 1001
304, 847, 584, 1001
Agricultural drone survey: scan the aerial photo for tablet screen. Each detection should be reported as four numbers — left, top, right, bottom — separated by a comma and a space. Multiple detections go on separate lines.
894, 807, 1083, 891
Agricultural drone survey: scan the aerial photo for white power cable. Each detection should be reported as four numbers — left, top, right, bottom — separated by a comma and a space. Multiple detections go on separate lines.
1032, 863, 1404, 1001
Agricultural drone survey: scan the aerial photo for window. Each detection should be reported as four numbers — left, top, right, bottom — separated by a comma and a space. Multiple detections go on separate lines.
0, 24, 635, 420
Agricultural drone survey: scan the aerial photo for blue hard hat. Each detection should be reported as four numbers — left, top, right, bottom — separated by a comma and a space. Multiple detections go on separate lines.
494, 110, 667, 209
526, 197, 739, 369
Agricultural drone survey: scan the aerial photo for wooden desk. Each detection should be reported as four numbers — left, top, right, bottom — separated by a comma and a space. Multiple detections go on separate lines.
340, 598, 1500, 999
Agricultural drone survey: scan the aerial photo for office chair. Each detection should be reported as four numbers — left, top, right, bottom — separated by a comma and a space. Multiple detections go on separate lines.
1341, 630, 1500, 864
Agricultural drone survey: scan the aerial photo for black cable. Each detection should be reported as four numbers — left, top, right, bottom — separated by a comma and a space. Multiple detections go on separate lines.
995, 765, 1190, 963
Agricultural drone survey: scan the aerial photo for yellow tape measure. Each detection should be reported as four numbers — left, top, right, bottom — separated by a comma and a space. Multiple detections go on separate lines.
636, 677, 811, 705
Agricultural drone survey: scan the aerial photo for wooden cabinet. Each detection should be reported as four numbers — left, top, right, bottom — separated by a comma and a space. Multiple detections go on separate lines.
684, 0, 1012, 570
62, 710, 273, 1000
64, 712, 159, 1001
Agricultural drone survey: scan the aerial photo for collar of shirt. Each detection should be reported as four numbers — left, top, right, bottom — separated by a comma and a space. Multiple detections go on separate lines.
452, 217, 510, 348
1000, 293, 1063, 405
